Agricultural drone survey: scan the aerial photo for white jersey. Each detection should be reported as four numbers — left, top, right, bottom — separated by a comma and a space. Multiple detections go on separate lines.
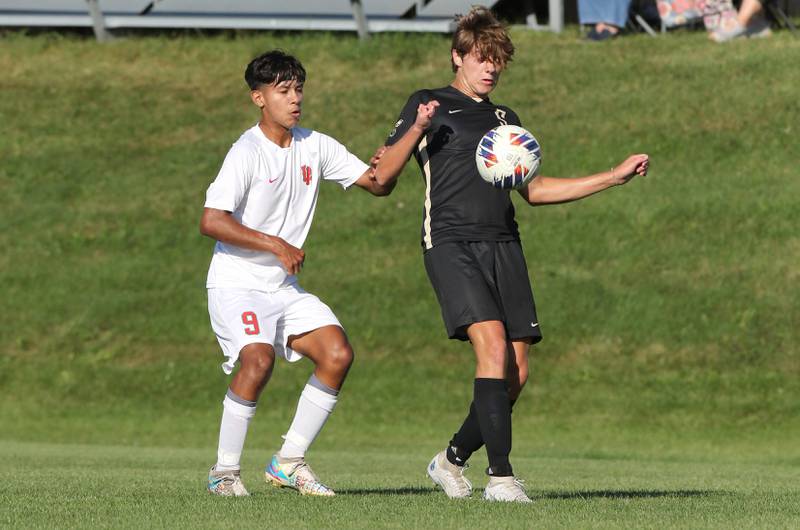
204, 124, 368, 290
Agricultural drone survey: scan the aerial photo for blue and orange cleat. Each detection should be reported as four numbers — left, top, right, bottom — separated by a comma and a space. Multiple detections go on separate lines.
265, 455, 335, 496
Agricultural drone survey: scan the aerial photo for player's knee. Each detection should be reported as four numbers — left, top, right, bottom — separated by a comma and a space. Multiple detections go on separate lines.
323, 341, 354, 375
479, 339, 508, 370
252, 354, 274, 379
240, 344, 275, 379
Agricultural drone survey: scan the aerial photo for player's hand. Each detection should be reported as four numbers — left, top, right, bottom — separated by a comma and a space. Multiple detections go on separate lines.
413, 100, 439, 131
270, 236, 305, 275
368, 146, 387, 178
611, 154, 649, 185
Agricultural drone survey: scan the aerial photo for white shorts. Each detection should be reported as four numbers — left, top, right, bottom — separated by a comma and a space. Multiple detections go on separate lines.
207, 284, 342, 374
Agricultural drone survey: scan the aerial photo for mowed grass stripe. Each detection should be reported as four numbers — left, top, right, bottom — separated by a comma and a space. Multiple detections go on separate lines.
2, 440, 798, 529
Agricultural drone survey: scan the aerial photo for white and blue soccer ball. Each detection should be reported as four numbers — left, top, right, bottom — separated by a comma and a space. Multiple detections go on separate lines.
475, 125, 541, 190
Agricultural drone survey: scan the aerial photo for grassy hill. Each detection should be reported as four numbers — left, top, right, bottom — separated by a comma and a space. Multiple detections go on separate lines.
1, 28, 798, 528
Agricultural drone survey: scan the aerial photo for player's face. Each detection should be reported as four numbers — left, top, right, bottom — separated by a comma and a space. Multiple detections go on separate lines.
251, 79, 304, 129
452, 48, 503, 99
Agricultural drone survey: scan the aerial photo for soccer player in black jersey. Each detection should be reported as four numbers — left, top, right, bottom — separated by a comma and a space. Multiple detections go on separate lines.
374, 6, 649, 503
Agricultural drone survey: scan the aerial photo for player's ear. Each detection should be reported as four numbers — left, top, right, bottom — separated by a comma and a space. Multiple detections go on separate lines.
452, 49, 463, 69
250, 89, 265, 109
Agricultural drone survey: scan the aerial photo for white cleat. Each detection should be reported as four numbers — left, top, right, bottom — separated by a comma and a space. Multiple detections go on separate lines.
483, 476, 533, 503
207, 466, 249, 497
427, 450, 473, 499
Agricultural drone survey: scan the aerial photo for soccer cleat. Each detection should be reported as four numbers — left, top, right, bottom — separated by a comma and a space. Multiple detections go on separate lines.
483, 476, 533, 503
427, 450, 473, 499
207, 466, 249, 497
265, 455, 335, 496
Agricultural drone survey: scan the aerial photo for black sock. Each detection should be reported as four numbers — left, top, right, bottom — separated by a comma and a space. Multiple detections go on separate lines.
473, 378, 513, 477
447, 398, 518, 467
447, 401, 482, 466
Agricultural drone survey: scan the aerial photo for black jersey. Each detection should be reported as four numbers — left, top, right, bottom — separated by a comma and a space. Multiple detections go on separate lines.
386, 86, 523, 250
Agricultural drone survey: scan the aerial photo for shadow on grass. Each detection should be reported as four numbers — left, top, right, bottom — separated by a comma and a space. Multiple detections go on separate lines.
540, 489, 724, 500
338, 486, 437, 496
334, 488, 726, 499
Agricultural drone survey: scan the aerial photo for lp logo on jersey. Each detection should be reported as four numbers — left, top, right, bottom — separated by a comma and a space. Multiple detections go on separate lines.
301, 165, 312, 186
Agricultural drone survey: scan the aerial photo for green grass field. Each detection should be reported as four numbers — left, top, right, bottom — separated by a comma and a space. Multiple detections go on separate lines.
3, 440, 798, 529
1, 27, 799, 528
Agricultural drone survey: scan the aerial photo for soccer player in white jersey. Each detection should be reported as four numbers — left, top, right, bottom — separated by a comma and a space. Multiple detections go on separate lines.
201, 50, 393, 497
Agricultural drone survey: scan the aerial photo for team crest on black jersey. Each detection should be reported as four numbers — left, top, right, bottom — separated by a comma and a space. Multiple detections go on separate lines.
389, 119, 404, 138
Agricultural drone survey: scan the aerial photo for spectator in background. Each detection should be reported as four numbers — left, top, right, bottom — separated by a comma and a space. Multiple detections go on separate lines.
579, 0, 632, 40
711, 0, 771, 42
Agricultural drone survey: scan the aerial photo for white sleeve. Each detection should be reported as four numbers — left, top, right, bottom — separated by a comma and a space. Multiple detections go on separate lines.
204, 142, 256, 211
318, 133, 369, 190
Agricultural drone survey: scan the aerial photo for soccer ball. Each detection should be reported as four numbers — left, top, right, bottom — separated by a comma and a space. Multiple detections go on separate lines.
475, 125, 541, 190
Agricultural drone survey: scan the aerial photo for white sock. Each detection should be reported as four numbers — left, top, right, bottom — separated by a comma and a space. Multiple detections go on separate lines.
279, 375, 339, 460
215, 390, 257, 471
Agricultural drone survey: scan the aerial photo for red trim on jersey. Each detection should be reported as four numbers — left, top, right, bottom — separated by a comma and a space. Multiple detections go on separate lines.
301, 165, 312, 186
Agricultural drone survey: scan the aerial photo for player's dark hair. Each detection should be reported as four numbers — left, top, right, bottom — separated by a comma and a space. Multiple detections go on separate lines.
244, 50, 306, 90
451, 6, 514, 72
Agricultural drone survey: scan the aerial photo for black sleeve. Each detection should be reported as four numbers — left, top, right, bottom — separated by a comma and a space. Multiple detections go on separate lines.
384, 91, 426, 146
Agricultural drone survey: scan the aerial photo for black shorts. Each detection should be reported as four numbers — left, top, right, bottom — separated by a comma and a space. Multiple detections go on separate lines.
423, 240, 543, 343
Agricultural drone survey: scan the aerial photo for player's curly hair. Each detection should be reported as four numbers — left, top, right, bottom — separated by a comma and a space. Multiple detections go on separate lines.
244, 50, 306, 90
451, 6, 514, 72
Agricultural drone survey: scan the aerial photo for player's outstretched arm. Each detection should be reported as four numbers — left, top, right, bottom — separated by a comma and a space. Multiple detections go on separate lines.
374, 101, 439, 187
352, 147, 396, 196
199, 208, 305, 274
518, 154, 649, 206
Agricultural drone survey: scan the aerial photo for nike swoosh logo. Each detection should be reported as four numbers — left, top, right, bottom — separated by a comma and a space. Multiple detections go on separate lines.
531, 322, 539, 328
268, 177, 279, 183
448, 109, 463, 114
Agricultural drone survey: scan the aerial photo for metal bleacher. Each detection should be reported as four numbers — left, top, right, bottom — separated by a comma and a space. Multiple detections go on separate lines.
0, 0, 503, 36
